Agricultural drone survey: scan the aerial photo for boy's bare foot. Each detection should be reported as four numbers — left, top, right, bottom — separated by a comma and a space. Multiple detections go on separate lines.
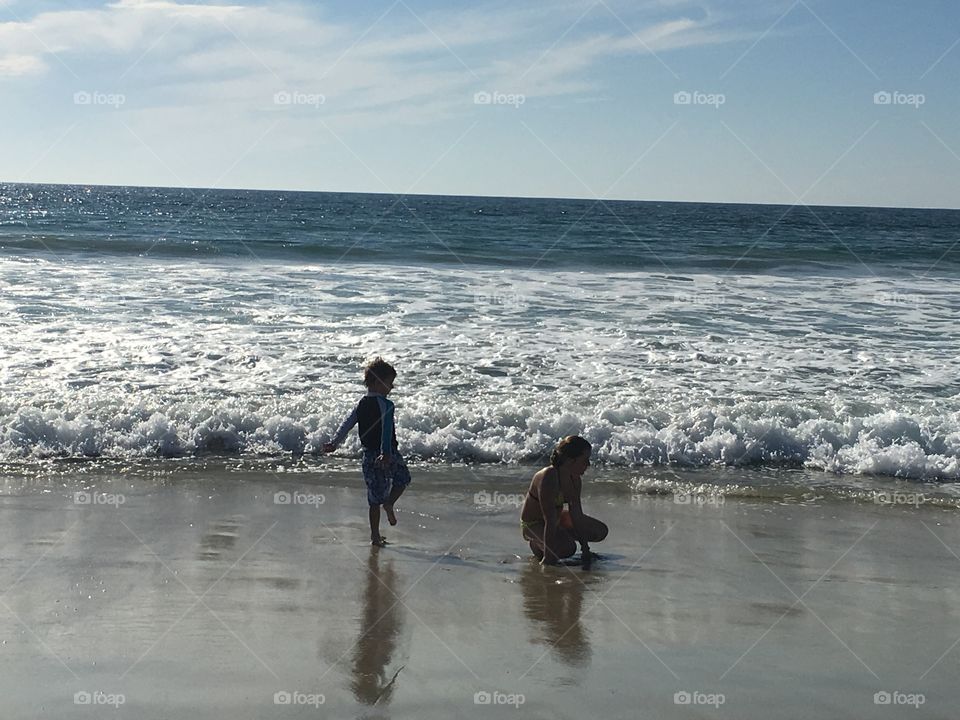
371, 535, 388, 547
383, 504, 397, 526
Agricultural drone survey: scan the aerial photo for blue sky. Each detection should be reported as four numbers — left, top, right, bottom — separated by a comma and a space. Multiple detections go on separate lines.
1, 0, 958, 207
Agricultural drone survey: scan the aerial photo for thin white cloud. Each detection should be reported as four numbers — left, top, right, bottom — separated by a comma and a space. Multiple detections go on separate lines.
108, 0, 244, 17
0, 53, 45, 76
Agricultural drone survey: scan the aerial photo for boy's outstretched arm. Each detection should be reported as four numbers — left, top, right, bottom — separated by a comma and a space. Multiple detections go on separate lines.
322, 406, 358, 453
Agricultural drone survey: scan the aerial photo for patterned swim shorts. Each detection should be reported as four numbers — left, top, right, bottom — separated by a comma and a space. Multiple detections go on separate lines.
361, 450, 412, 506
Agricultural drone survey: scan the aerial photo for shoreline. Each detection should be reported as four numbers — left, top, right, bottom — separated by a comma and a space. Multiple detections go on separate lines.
3, 457, 959, 509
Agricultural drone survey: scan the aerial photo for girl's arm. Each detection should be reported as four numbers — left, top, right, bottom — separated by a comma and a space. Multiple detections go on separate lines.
568, 475, 591, 556
539, 470, 561, 565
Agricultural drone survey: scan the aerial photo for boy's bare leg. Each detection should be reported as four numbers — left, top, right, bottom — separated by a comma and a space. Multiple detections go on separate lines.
369, 506, 387, 546
382, 484, 406, 526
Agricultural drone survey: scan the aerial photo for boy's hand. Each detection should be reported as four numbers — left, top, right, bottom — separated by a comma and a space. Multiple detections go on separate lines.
322, 443, 336, 453
377, 453, 392, 468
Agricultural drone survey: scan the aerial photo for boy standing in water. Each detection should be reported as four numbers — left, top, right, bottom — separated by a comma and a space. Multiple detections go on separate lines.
323, 358, 412, 546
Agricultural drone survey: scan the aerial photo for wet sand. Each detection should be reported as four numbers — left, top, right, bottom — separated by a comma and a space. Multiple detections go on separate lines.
0, 463, 957, 719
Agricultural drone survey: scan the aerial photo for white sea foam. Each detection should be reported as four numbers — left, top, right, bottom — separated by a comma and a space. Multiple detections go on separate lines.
1, 256, 959, 479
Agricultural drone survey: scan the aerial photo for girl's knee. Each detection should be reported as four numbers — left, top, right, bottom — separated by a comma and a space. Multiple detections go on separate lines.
593, 522, 608, 542
580, 516, 608, 543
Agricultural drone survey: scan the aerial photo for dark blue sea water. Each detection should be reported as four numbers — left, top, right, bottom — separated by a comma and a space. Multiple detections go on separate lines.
2, 183, 959, 273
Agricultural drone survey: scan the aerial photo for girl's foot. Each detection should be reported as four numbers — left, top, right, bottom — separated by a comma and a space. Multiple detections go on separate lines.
383, 504, 398, 526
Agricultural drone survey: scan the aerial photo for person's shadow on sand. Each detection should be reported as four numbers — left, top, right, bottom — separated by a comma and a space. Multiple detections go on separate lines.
350, 549, 406, 708
519, 562, 591, 668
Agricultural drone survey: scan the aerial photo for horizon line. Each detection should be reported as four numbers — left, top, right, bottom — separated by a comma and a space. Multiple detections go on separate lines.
3, 179, 958, 213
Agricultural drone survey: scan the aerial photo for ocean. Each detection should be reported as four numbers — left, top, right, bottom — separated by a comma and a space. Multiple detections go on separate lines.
2, 182, 960, 498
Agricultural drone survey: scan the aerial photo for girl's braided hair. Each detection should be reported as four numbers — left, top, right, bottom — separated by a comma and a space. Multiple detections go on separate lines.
550, 435, 591, 467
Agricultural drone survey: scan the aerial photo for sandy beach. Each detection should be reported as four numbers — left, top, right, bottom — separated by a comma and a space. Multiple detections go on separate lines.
0, 461, 954, 718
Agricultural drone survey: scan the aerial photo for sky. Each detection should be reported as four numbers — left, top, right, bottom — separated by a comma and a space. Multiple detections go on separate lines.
1, 0, 958, 208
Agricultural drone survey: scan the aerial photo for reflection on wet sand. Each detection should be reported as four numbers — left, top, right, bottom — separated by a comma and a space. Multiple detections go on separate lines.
198, 518, 240, 560
520, 562, 590, 667
351, 549, 405, 708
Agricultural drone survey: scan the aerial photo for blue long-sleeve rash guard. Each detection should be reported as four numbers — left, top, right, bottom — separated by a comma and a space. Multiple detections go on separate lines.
329, 392, 398, 455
